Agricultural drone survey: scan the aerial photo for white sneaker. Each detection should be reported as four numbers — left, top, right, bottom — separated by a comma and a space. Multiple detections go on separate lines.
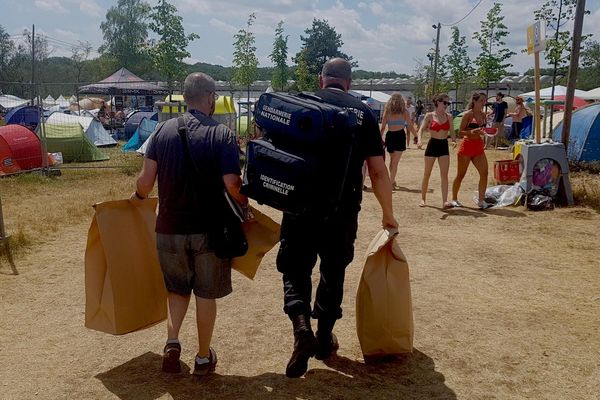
450, 200, 463, 208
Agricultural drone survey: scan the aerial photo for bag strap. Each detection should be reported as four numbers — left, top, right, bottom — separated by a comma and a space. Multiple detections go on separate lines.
177, 114, 245, 222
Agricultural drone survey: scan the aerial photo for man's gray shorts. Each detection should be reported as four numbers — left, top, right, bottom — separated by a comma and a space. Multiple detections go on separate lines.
156, 233, 232, 299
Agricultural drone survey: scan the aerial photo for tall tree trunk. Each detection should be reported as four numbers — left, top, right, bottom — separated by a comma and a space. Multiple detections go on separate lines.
549, 0, 564, 136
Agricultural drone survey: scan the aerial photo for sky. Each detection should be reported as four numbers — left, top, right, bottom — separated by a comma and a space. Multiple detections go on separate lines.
2, 0, 600, 76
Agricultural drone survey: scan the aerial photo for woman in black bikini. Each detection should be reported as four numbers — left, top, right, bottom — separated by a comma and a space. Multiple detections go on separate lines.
417, 93, 456, 208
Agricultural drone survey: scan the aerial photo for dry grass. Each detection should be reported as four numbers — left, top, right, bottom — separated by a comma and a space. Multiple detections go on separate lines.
0, 144, 145, 259
571, 171, 600, 211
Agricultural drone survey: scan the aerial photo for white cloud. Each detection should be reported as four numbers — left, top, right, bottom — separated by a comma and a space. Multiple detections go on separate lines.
208, 18, 238, 35
79, 1, 103, 18
54, 28, 79, 42
34, 0, 68, 13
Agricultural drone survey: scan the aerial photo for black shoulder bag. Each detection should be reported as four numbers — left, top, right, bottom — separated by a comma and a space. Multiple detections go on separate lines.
177, 115, 248, 259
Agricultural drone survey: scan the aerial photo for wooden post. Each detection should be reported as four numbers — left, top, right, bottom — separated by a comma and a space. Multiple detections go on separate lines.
0, 195, 18, 275
562, 0, 586, 147
534, 51, 542, 144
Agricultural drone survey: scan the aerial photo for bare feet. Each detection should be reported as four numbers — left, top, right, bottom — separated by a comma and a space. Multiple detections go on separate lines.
443, 202, 453, 209
419, 200, 426, 207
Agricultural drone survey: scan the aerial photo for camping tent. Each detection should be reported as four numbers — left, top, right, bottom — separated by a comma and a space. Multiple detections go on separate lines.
0, 95, 29, 110
4, 105, 41, 130
552, 103, 600, 161
55, 95, 70, 108
38, 123, 109, 162
160, 94, 237, 132
520, 86, 588, 99
0, 125, 43, 175
78, 67, 168, 96
46, 112, 116, 147
550, 95, 588, 110
124, 111, 158, 139
123, 117, 158, 152
582, 87, 600, 101
43, 95, 56, 107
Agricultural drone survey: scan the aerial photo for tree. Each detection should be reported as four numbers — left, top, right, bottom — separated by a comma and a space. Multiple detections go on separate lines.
293, 48, 317, 91
411, 58, 429, 103
0, 25, 15, 81
534, 0, 592, 128
294, 18, 354, 90
472, 2, 516, 94
71, 41, 92, 83
269, 21, 288, 92
99, 0, 151, 75
579, 40, 600, 90
445, 26, 474, 104
232, 13, 259, 134
148, 0, 199, 87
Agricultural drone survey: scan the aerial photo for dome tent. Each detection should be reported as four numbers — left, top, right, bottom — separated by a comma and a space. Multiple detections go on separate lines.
122, 117, 158, 152
0, 125, 43, 175
46, 112, 116, 147
37, 123, 109, 162
552, 103, 600, 162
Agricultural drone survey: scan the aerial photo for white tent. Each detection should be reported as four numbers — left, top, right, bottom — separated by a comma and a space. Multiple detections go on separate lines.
0, 95, 29, 110
46, 112, 116, 147
520, 85, 589, 99
68, 95, 77, 104
56, 95, 70, 108
43, 95, 56, 107
582, 87, 600, 101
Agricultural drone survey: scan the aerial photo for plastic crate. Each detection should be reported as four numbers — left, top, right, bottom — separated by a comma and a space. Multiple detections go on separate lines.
494, 159, 520, 184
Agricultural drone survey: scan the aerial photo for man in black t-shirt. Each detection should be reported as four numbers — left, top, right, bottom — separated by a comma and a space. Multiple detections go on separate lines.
490, 92, 508, 137
277, 58, 398, 378
131, 72, 247, 377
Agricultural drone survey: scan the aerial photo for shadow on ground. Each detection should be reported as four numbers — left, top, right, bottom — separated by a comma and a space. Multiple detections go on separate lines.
96, 350, 456, 400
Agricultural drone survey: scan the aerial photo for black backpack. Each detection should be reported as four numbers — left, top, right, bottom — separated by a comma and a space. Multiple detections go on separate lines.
241, 92, 357, 215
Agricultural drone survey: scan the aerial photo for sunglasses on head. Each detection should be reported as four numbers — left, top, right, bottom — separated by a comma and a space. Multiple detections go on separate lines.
442, 101, 450, 106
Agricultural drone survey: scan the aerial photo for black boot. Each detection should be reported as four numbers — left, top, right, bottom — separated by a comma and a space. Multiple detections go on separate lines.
315, 318, 339, 360
285, 314, 317, 378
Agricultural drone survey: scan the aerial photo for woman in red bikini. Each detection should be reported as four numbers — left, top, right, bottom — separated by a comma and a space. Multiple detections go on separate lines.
417, 93, 456, 208
451, 92, 492, 209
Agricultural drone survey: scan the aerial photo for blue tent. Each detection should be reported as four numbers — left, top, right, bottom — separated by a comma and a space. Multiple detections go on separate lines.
552, 103, 600, 161
518, 116, 534, 139
4, 106, 41, 130
122, 117, 158, 152
123, 111, 158, 140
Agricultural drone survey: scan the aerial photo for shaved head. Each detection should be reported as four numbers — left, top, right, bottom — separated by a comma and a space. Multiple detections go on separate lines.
321, 58, 352, 80
320, 58, 352, 92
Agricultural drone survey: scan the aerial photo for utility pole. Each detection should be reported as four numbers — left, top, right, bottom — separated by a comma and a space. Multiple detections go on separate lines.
562, 0, 586, 147
432, 23, 441, 95
31, 24, 35, 104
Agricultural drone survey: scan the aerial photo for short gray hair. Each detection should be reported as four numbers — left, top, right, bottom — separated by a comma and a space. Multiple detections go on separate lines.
183, 72, 216, 104
321, 58, 352, 80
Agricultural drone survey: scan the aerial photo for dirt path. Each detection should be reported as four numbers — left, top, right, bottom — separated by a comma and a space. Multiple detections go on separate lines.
1, 147, 599, 399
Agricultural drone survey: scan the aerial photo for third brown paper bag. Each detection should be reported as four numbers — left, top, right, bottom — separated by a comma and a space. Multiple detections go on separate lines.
356, 228, 413, 358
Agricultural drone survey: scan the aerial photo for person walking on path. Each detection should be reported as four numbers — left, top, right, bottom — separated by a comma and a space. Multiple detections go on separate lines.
380, 93, 416, 190
451, 92, 492, 210
276, 58, 398, 379
130, 72, 248, 377
417, 93, 456, 208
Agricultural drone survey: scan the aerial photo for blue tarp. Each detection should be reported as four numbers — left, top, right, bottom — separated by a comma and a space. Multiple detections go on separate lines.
123, 111, 158, 140
4, 106, 41, 130
552, 103, 600, 161
122, 117, 158, 152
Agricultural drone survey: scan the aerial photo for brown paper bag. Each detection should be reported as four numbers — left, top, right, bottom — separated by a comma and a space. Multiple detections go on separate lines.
356, 228, 413, 359
232, 207, 280, 280
85, 198, 167, 335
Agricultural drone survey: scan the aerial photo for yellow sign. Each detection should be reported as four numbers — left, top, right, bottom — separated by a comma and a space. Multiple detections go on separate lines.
527, 21, 545, 54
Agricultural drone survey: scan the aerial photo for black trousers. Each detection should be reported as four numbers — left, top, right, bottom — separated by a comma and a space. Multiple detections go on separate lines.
276, 207, 359, 321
